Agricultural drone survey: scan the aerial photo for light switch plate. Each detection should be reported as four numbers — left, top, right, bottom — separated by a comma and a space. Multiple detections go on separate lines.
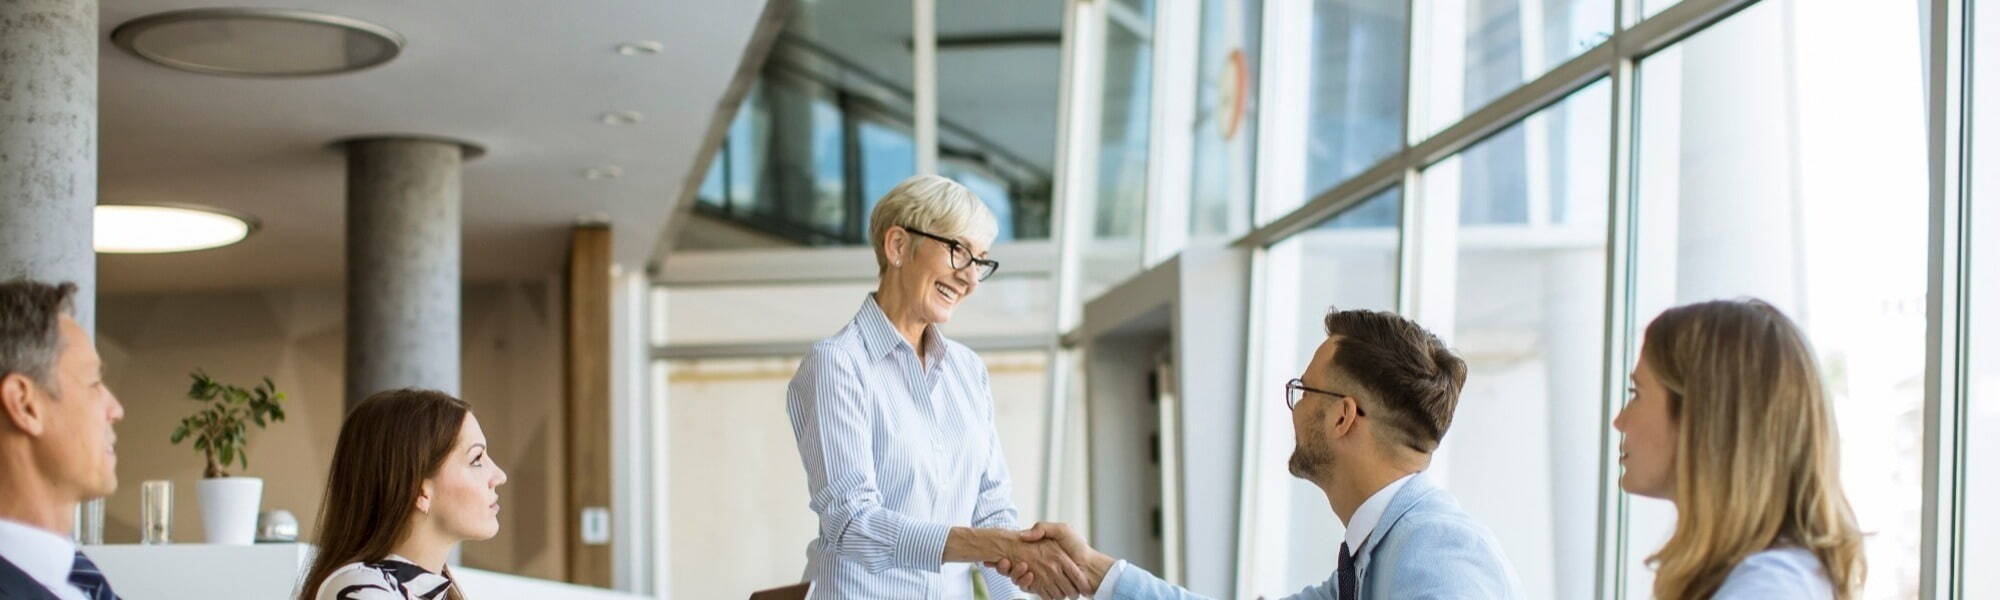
581, 507, 611, 545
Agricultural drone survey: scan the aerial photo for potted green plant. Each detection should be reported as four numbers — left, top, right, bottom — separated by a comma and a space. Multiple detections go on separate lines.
170, 372, 285, 545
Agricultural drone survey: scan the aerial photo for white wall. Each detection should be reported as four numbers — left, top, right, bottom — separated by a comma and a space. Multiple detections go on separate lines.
663, 351, 1050, 599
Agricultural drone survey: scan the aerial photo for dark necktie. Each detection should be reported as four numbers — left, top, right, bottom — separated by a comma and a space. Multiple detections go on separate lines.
68, 551, 119, 600
1337, 541, 1358, 600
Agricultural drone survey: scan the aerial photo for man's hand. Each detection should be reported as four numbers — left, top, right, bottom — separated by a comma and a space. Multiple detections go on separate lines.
944, 526, 1092, 598
987, 522, 1116, 598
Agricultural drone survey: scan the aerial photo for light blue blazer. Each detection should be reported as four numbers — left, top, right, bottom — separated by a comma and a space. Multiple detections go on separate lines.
1108, 473, 1522, 600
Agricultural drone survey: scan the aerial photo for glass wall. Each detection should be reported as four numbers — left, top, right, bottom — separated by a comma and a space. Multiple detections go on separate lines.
1246, 187, 1401, 597
1423, 78, 1609, 600
1964, 0, 2000, 594
1301, 0, 1409, 205
1188, 0, 1262, 242
1085, 0, 1157, 299
1412, 0, 1611, 136
1626, 2, 1928, 597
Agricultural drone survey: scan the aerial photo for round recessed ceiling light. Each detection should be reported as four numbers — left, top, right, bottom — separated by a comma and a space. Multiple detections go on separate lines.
112, 8, 404, 77
95, 204, 256, 254
615, 41, 664, 56
601, 110, 645, 126
583, 166, 624, 180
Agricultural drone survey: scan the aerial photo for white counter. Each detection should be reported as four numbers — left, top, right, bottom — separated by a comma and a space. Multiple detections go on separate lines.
83, 544, 651, 600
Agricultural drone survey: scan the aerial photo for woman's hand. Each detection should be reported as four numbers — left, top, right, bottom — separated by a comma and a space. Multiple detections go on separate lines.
946, 526, 1092, 598
988, 522, 1114, 598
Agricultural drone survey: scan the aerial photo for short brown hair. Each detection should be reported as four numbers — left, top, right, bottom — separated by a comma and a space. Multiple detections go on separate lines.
0, 279, 78, 389
1321, 308, 1466, 452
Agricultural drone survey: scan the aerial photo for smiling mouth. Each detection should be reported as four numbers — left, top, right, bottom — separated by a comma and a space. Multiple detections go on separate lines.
934, 283, 961, 303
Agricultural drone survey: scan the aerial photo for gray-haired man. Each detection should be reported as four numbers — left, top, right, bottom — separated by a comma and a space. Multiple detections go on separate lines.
0, 280, 125, 600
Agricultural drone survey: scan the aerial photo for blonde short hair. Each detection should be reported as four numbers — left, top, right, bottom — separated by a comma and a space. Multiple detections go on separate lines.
869, 174, 999, 272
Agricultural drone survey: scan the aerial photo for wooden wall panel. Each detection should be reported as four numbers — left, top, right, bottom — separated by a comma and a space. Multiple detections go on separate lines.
564, 225, 613, 587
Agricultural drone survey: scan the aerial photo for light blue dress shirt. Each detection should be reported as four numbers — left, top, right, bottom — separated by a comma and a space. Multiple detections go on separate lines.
787, 294, 1026, 599
1712, 547, 1836, 599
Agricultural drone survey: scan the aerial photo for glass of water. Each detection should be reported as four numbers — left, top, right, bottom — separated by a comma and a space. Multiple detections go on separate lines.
141, 480, 171, 545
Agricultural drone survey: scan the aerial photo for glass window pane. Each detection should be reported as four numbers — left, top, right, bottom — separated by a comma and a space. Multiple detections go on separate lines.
941, 161, 1019, 242
1086, 2, 1156, 300
1413, 0, 1612, 136
1423, 78, 1609, 600
728, 84, 769, 216
1189, 0, 1262, 242
938, 0, 1060, 242
1246, 187, 1401, 597
1964, 0, 2000, 593
1641, 0, 1677, 21
857, 119, 917, 219
763, 75, 849, 240
697, 150, 726, 208
1304, 0, 1410, 199
1626, 2, 1928, 597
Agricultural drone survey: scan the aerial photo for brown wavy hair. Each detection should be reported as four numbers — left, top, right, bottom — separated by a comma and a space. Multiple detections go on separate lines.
299, 389, 471, 600
1641, 299, 1865, 599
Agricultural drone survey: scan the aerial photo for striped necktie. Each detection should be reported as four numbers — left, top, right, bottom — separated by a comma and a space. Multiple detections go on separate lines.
68, 551, 119, 600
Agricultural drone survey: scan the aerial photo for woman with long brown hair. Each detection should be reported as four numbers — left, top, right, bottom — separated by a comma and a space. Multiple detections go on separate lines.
1614, 299, 1865, 599
299, 389, 507, 600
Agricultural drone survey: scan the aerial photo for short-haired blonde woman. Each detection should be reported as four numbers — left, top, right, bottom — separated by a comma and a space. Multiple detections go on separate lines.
786, 175, 1086, 599
1615, 299, 1865, 599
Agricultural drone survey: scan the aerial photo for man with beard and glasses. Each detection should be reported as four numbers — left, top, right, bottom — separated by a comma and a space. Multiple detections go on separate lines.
992, 308, 1521, 599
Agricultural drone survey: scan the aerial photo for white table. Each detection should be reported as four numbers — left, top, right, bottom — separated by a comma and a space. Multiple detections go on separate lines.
83, 543, 652, 600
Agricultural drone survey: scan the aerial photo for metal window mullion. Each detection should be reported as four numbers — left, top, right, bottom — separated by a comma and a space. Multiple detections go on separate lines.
1598, 22, 1641, 600
1042, 0, 1106, 521
1143, 0, 1199, 265
913, 0, 938, 175
1230, 243, 1274, 600
1249, 0, 1313, 228
1921, 0, 1972, 598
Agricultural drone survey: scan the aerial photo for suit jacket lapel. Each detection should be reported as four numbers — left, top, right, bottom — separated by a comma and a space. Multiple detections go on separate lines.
0, 555, 62, 600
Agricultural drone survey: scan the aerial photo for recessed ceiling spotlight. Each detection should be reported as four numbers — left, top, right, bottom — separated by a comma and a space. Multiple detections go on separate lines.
112, 8, 404, 77
95, 204, 257, 253
615, 41, 664, 56
601, 110, 645, 126
584, 166, 624, 180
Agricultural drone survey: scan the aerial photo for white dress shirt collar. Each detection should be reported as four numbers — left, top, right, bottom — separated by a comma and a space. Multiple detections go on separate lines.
1343, 472, 1418, 552
0, 517, 87, 600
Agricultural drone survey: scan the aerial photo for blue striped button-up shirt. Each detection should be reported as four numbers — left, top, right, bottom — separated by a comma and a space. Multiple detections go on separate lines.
787, 294, 1026, 599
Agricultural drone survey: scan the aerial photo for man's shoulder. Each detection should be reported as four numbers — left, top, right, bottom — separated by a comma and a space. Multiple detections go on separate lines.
1369, 491, 1521, 597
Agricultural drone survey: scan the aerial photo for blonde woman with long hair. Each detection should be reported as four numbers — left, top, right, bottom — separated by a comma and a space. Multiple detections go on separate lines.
1614, 299, 1865, 599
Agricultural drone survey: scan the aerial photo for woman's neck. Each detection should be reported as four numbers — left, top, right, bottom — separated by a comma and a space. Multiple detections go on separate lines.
873, 285, 930, 360
390, 526, 455, 575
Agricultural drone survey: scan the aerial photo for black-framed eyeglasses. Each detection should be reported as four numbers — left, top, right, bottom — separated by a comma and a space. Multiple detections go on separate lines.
1286, 378, 1362, 413
902, 226, 1000, 281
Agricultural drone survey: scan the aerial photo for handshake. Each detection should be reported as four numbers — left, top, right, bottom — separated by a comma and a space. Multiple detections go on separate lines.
967, 522, 1116, 599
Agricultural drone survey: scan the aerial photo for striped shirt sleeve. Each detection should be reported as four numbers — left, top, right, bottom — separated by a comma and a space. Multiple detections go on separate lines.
788, 346, 953, 574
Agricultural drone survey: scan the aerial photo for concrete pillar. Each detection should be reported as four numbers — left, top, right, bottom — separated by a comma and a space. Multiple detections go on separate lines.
342, 137, 477, 407
0, 0, 98, 328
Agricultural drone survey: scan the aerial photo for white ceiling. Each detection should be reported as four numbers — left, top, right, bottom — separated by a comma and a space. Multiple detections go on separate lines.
97, 0, 774, 293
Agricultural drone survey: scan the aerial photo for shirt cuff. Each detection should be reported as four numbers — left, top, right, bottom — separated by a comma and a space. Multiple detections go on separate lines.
893, 520, 953, 572
1093, 560, 1130, 598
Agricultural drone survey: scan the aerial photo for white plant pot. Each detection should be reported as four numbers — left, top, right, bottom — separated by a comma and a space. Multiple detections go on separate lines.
196, 477, 262, 545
